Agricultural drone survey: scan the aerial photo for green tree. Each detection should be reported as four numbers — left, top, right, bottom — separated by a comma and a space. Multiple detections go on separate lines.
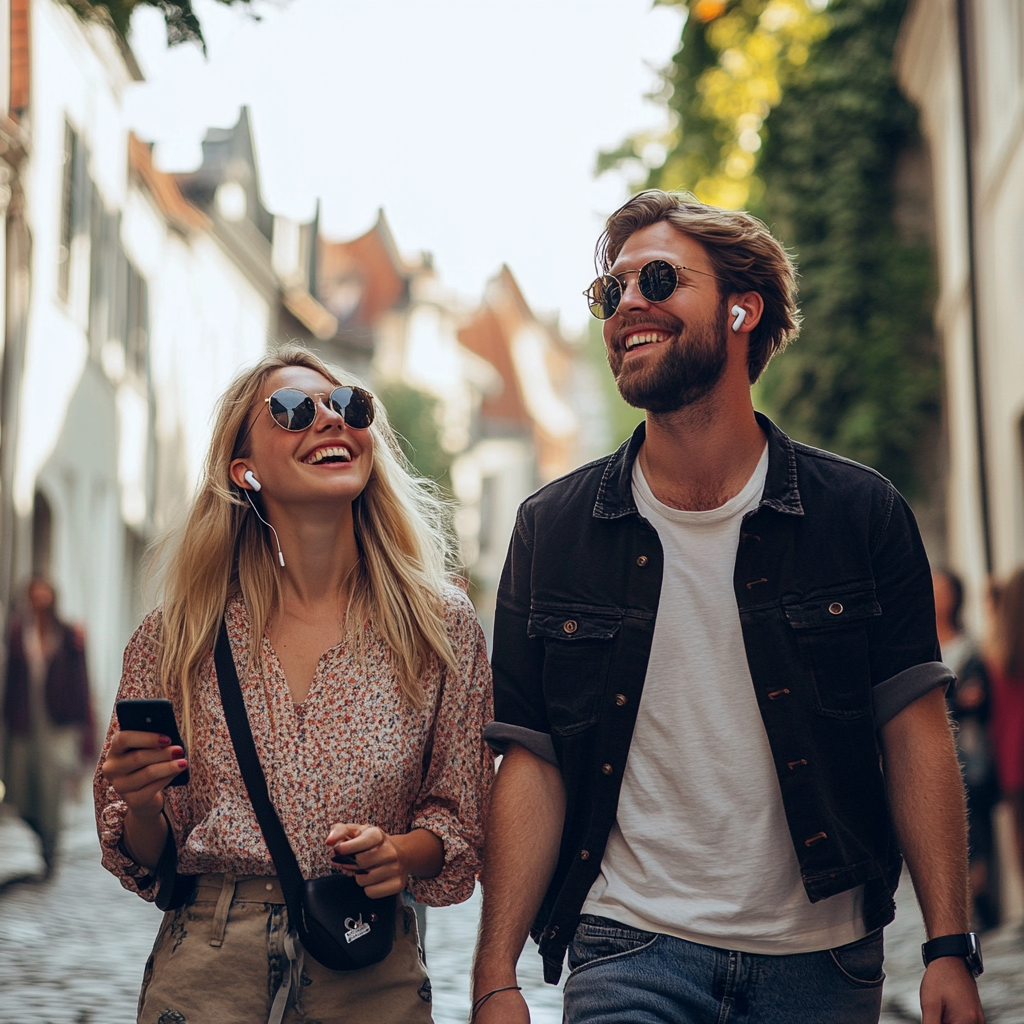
71, 0, 259, 52
377, 382, 453, 493
602, 0, 939, 496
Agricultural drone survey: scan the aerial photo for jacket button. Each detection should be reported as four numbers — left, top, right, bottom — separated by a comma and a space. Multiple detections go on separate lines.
580, 849, 590, 860
828, 602, 843, 615
563, 620, 578, 634
601, 763, 613, 775
614, 693, 628, 706
636, 555, 648, 566
804, 831, 828, 847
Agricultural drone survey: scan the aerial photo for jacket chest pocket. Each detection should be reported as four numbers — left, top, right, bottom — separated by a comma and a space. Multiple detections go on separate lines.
529, 607, 622, 736
783, 588, 881, 720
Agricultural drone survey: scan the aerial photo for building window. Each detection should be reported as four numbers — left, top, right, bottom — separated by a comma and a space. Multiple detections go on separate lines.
31, 490, 52, 579
125, 261, 149, 380
57, 120, 77, 303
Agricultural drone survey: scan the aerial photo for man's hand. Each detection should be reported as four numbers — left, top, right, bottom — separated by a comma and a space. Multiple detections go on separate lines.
881, 688, 984, 1024
472, 743, 566, 1024
920, 958, 984, 1024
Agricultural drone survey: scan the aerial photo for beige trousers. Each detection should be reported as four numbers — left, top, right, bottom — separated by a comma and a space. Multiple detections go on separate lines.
138, 873, 433, 1024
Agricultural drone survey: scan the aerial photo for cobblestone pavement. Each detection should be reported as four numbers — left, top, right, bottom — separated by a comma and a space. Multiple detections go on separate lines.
0, 797, 1020, 1023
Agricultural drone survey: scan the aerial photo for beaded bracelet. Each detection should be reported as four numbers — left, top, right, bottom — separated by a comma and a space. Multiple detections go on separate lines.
471, 985, 522, 1019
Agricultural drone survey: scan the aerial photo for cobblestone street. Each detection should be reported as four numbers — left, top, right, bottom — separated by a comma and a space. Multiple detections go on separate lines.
1, 796, 1021, 1023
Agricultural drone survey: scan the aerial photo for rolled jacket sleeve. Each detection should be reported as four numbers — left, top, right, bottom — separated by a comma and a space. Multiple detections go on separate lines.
488, 506, 554, 759
408, 590, 495, 906
868, 489, 949, 726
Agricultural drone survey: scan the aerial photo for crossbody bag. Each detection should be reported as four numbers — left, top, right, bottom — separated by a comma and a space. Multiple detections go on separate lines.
212, 620, 396, 971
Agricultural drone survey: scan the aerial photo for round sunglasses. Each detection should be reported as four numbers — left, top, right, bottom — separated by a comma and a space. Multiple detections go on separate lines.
266, 386, 375, 432
584, 259, 717, 320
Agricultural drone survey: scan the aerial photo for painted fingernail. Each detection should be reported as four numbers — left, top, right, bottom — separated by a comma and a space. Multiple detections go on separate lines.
158, 735, 172, 745
177, 759, 188, 768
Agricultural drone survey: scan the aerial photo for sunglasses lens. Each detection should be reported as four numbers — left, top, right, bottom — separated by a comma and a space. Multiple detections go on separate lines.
330, 386, 375, 429
587, 275, 621, 320
637, 260, 678, 303
269, 389, 317, 431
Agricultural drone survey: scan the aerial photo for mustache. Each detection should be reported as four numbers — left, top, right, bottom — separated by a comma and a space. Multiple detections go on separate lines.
610, 312, 685, 349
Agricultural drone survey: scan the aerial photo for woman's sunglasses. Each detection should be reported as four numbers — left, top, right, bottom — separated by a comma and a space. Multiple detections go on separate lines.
266, 386, 376, 432
584, 259, 717, 320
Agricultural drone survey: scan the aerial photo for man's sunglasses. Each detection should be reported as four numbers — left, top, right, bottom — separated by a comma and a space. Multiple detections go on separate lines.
584, 259, 717, 320
264, 386, 375, 432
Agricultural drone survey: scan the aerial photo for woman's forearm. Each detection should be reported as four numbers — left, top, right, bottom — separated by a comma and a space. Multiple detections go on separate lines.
392, 827, 445, 879
122, 808, 169, 871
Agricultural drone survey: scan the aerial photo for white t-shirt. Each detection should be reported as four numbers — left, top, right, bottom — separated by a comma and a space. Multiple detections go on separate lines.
581, 446, 865, 954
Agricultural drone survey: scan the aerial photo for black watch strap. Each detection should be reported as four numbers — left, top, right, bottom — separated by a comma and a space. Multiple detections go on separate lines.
921, 933, 983, 976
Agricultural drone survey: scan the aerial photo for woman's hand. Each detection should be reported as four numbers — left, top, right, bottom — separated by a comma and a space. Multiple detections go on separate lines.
101, 730, 187, 820
326, 824, 445, 899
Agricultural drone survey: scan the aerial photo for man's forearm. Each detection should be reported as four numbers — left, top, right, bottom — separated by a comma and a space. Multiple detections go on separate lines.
473, 743, 566, 996
881, 687, 970, 937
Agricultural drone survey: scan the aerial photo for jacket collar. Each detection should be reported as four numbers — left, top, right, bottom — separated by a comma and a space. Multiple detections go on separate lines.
593, 411, 804, 520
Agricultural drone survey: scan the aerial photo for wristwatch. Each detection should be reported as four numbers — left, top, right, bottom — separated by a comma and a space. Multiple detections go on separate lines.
921, 932, 984, 977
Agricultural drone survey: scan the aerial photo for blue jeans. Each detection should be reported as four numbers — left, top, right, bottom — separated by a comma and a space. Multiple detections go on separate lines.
562, 916, 884, 1024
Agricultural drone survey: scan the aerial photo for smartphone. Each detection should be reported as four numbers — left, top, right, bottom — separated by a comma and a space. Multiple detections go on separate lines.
115, 698, 190, 786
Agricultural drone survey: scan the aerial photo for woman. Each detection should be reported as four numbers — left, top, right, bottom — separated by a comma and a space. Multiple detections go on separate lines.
989, 568, 1024, 887
932, 569, 1000, 930
4, 577, 93, 875
95, 347, 494, 1023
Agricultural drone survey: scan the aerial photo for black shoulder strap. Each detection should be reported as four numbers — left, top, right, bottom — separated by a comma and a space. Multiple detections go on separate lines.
213, 620, 305, 915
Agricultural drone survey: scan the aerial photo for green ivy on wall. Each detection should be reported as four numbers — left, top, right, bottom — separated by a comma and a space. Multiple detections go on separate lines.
603, 0, 940, 497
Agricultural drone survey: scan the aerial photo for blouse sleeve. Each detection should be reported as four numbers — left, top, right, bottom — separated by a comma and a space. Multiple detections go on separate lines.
93, 608, 191, 901
408, 589, 495, 906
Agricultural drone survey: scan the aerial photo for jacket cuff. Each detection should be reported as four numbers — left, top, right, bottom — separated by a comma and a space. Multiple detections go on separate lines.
872, 661, 955, 728
483, 722, 557, 766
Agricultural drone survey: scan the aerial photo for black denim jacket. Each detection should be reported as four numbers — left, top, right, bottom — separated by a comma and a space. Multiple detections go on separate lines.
485, 414, 952, 983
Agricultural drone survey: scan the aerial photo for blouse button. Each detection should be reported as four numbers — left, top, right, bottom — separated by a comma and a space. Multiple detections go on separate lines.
563, 620, 578, 634
265, 883, 273, 891
828, 602, 843, 615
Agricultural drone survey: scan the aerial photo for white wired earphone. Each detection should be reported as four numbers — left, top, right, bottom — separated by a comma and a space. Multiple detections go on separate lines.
731, 304, 747, 331
242, 470, 286, 567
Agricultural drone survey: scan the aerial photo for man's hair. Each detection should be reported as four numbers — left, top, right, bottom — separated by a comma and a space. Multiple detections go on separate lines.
597, 190, 801, 382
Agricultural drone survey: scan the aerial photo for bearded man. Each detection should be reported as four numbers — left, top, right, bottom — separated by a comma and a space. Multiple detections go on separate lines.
471, 191, 985, 1024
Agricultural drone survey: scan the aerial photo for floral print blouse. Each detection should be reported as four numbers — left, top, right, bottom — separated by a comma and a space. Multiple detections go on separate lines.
95, 586, 494, 906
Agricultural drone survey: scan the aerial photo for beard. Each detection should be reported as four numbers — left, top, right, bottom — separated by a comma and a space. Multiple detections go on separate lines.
609, 310, 729, 413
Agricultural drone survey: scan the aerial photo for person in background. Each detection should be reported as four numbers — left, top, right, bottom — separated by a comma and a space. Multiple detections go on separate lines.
3, 577, 93, 876
933, 569, 1000, 930
988, 568, 1024, 894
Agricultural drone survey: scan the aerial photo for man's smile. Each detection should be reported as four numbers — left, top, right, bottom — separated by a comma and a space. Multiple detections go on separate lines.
623, 329, 674, 351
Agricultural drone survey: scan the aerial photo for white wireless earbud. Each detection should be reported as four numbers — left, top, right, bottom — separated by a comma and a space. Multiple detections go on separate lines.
243, 469, 262, 492
731, 305, 747, 331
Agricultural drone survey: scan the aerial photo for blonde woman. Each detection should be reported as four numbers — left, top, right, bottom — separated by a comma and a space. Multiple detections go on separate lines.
95, 347, 493, 1024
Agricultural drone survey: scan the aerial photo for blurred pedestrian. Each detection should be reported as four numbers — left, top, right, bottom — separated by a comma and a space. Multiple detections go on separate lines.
3, 577, 92, 876
934, 569, 1000, 930
95, 346, 493, 1024
988, 568, 1024, 888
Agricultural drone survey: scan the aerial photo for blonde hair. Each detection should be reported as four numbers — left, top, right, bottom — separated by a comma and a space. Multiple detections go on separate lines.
598, 190, 801, 382
157, 345, 459, 743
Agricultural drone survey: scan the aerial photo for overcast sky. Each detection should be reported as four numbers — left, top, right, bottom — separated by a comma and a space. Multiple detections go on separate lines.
124, 0, 685, 332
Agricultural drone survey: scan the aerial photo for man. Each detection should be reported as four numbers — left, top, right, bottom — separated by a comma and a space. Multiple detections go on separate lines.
472, 191, 984, 1024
